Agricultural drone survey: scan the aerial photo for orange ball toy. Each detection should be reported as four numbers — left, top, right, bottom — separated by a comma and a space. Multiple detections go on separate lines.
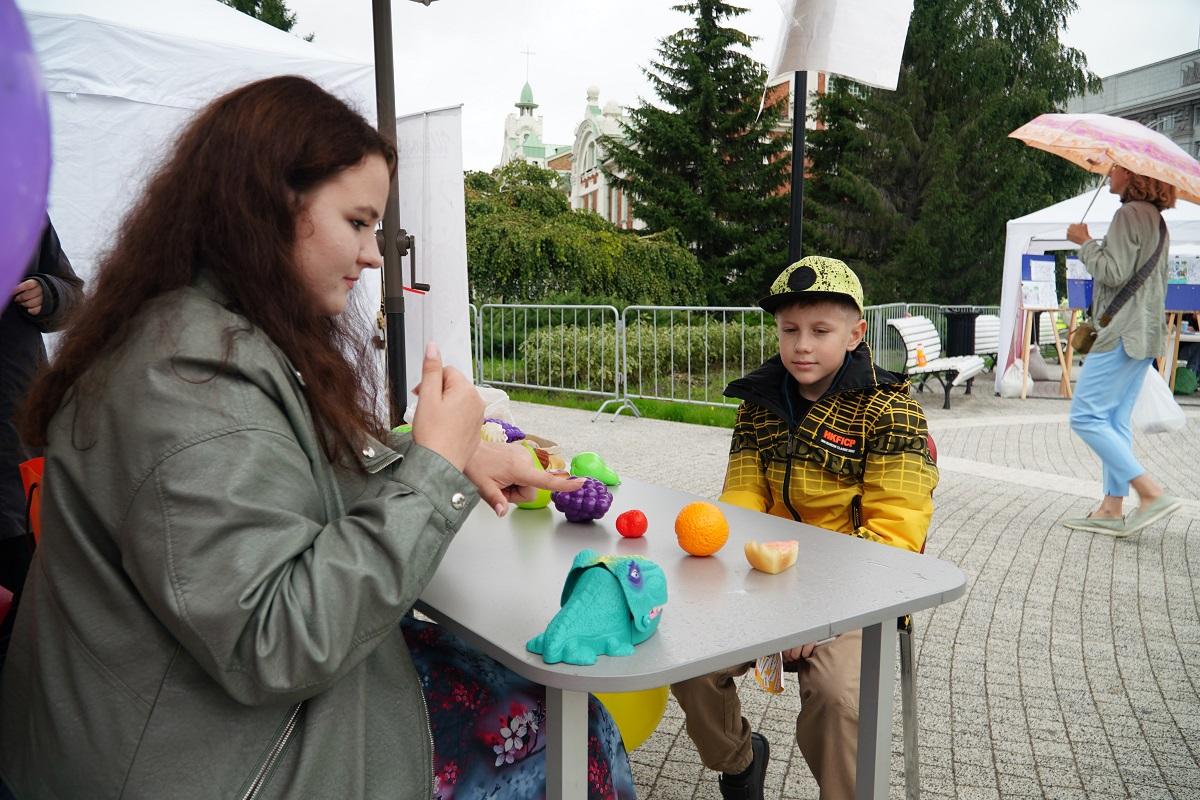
674, 501, 729, 556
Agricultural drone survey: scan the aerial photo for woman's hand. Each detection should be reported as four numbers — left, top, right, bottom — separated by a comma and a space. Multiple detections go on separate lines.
1066, 223, 1091, 245
465, 441, 584, 517
410, 342, 483, 472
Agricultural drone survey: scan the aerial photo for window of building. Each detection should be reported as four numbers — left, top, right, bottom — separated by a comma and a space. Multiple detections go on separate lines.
1158, 112, 1175, 132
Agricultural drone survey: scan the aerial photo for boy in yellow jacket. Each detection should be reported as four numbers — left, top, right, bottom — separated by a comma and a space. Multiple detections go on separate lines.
672, 256, 938, 800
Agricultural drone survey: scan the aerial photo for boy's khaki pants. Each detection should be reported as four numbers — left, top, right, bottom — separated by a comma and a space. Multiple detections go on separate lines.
670, 629, 862, 800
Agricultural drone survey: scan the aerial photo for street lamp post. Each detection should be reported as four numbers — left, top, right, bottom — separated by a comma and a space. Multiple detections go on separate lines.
372, 0, 436, 427
788, 70, 807, 264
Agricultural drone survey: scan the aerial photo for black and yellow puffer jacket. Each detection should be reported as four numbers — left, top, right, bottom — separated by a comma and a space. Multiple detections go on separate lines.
719, 342, 937, 554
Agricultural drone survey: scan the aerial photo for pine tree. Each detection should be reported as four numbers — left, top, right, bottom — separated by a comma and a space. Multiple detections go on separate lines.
804, 0, 1099, 304
604, 1, 790, 304
220, 0, 307, 37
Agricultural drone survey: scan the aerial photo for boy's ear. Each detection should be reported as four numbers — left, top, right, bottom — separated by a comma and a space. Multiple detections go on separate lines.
847, 317, 867, 350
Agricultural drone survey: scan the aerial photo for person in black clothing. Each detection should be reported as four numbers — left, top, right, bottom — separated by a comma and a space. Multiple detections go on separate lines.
1, 217, 83, 607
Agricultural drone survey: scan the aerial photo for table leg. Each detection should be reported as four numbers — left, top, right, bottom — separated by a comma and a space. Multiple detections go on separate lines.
1020, 311, 1034, 400
1049, 312, 1072, 399
546, 687, 588, 800
1065, 311, 1077, 388
856, 620, 899, 800
1170, 315, 1183, 392
1161, 313, 1177, 381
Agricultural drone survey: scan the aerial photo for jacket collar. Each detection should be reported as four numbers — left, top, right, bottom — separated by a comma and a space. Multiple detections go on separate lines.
193, 272, 234, 308
724, 341, 904, 425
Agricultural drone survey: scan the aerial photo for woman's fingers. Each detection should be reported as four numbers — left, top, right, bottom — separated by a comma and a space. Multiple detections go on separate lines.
411, 343, 483, 471
502, 484, 539, 505
475, 480, 510, 518
525, 470, 584, 492
418, 342, 442, 402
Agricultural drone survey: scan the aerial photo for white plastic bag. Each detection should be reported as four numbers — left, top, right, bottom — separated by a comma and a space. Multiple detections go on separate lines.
476, 386, 515, 423
999, 360, 1033, 398
1025, 344, 1053, 380
1132, 365, 1186, 434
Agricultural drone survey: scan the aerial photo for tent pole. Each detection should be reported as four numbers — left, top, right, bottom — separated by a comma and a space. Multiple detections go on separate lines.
787, 70, 807, 264
372, 0, 407, 426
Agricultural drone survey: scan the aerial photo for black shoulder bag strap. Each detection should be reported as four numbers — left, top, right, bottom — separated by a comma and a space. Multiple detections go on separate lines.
1097, 214, 1168, 326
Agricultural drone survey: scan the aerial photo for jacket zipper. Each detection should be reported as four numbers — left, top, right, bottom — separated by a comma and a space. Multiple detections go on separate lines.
240, 702, 303, 800
419, 679, 436, 797
781, 432, 802, 522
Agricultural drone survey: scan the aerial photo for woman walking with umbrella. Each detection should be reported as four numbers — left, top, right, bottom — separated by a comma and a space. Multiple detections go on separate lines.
1063, 165, 1178, 535
1010, 114, 1199, 536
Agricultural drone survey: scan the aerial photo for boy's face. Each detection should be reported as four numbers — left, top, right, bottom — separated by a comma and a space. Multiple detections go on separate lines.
775, 300, 867, 400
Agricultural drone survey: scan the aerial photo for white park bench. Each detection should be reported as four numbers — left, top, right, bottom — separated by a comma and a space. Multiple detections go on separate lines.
887, 315, 987, 409
974, 314, 1000, 361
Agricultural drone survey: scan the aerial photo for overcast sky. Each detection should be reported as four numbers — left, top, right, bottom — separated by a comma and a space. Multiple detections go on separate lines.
285, 0, 1200, 172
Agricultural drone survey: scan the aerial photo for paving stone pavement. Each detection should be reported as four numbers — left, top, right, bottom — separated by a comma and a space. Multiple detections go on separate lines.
507, 385, 1200, 800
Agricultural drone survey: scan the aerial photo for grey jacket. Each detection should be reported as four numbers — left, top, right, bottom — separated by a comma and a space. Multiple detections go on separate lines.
0, 277, 480, 799
1080, 200, 1169, 360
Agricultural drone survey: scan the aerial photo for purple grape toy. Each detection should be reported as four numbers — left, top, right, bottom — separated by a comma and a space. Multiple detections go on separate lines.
551, 477, 613, 523
484, 417, 525, 443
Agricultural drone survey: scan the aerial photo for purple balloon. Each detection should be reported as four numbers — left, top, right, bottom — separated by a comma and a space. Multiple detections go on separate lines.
0, 0, 51, 298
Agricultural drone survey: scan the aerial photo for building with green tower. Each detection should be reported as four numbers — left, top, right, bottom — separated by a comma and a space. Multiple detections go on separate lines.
499, 80, 572, 183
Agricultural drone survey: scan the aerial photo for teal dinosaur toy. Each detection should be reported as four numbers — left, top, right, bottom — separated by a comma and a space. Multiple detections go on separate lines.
526, 549, 667, 666
569, 452, 620, 486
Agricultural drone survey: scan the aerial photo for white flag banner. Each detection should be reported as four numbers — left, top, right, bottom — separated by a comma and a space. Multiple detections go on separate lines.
769, 0, 914, 91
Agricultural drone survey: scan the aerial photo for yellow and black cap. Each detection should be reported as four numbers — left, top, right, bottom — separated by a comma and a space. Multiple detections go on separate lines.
757, 256, 864, 316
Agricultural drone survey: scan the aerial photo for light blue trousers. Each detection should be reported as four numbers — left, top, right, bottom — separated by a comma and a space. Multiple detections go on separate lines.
1069, 341, 1152, 498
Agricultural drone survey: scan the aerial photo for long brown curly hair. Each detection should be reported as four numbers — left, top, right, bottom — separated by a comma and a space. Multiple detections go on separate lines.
1118, 166, 1177, 210
20, 76, 397, 463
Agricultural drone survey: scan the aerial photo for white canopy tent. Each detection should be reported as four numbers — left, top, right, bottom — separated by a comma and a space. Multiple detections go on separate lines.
996, 188, 1200, 394
19, 0, 472, 403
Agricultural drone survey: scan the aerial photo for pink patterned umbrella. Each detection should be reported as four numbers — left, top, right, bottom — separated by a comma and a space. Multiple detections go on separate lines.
1009, 113, 1200, 204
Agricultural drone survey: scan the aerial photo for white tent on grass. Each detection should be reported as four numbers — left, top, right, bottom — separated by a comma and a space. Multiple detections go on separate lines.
996, 188, 1200, 394
18, 0, 473, 402
19, 0, 377, 279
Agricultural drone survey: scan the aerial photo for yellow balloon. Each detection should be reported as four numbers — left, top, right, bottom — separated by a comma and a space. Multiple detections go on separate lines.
594, 686, 669, 751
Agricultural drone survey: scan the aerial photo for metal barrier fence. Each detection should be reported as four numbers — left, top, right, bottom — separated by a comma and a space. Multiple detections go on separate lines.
863, 303, 909, 373
467, 302, 480, 384
476, 303, 622, 400
466, 302, 1004, 416
621, 306, 772, 409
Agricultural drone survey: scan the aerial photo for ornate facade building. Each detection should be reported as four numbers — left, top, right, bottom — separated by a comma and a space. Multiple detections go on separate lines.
569, 86, 640, 230
1068, 49, 1200, 158
497, 74, 821, 230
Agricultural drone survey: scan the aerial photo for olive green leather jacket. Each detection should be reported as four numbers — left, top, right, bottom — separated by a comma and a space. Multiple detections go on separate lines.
0, 277, 479, 799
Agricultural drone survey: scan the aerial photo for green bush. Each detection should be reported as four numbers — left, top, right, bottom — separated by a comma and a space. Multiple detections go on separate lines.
517, 317, 777, 390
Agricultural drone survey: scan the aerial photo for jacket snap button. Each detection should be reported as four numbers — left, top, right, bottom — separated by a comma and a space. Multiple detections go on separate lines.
450, 492, 466, 511
362, 446, 376, 458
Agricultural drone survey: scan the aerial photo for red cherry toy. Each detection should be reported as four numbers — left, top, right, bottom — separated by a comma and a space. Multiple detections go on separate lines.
615, 509, 648, 538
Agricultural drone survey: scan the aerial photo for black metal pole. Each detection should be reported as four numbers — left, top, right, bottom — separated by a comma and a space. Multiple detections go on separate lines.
372, 0, 407, 426
787, 70, 807, 264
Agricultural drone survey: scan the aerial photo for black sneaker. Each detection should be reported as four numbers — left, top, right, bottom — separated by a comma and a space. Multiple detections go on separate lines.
717, 731, 769, 800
